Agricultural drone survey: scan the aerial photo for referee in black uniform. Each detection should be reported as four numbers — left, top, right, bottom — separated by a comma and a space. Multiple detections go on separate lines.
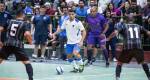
0, 9, 33, 80
108, 14, 150, 80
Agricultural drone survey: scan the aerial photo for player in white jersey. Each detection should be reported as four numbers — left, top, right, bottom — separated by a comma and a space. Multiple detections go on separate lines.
52, 9, 86, 73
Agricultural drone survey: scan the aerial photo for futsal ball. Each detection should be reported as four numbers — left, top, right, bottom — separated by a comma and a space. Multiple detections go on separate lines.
56, 66, 64, 75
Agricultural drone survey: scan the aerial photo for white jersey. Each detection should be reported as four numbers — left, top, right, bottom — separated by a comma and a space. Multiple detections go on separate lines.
61, 18, 85, 44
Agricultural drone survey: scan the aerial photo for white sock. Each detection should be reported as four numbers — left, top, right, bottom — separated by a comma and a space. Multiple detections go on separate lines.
76, 59, 84, 66
71, 60, 78, 69
52, 51, 56, 57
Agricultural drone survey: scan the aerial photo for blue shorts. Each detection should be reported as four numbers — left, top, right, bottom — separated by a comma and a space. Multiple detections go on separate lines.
66, 44, 80, 54
34, 34, 48, 45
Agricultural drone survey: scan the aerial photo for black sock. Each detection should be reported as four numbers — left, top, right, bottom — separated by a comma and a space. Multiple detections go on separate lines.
87, 49, 93, 62
25, 64, 33, 80
102, 49, 109, 62
116, 65, 122, 78
142, 63, 150, 79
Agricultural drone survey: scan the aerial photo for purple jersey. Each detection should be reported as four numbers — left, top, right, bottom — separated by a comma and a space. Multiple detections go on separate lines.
86, 13, 107, 35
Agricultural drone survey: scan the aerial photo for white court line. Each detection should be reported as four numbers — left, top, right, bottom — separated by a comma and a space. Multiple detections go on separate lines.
22, 71, 143, 80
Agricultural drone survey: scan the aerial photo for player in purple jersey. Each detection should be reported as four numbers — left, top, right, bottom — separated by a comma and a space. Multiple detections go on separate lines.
85, 6, 109, 67
108, 14, 150, 80
0, 9, 33, 80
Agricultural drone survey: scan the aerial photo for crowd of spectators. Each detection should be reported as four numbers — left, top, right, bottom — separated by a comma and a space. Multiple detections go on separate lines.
1, 0, 150, 60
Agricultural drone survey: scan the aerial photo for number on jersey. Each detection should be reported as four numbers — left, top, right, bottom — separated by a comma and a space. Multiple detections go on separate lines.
10, 24, 19, 36
128, 27, 139, 38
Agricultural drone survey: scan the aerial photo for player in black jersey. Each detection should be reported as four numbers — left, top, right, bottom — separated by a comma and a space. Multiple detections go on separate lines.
0, 9, 33, 80
108, 14, 150, 80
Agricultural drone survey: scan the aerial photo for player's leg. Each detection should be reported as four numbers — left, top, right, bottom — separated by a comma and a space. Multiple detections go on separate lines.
115, 49, 132, 80
0, 58, 3, 64
0, 46, 11, 64
33, 44, 39, 58
33, 34, 40, 58
59, 36, 67, 60
86, 34, 95, 64
40, 35, 48, 58
99, 35, 109, 67
22, 61, 33, 80
73, 44, 84, 72
115, 61, 123, 80
142, 63, 150, 80
91, 47, 97, 63
110, 38, 117, 61
15, 48, 33, 80
50, 41, 57, 60
135, 49, 150, 79
66, 44, 78, 72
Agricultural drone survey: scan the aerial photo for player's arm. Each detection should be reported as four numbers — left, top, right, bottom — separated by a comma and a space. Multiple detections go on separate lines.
140, 25, 150, 37
78, 21, 86, 46
0, 26, 4, 41
48, 23, 52, 35
80, 29, 86, 43
24, 23, 32, 44
24, 31, 32, 44
0, 26, 4, 47
107, 23, 121, 41
102, 22, 109, 34
107, 30, 119, 41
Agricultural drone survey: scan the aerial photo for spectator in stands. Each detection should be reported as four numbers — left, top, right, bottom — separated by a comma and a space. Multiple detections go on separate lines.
32, 5, 52, 59
142, 2, 150, 18
24, 2, 33, 15
106, 3, 121, 16
105, 10, 117, 61
45, 2, 57, 16
137, 0, 147, 9
122, 1, 131, 16
66, 0, 79, 5
98, 0, 111, 13
55, 6, 69, 60
87, 0, 97, 14
75, 0, 88, 19
0, 2, 12, 48
31, 0, 44, 6
111, 0, 126, 10
5, 0, 13, 13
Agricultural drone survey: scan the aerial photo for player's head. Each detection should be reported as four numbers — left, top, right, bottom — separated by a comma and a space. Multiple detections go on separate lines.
16, 9, 25, 19
62, 6, 68, 15
40, 5, 46, 15
90, 6, 98, 17
126, 13, 135, 23
79, 0, 85, 8
68, 9, 75, 21
0, 2, 5, 12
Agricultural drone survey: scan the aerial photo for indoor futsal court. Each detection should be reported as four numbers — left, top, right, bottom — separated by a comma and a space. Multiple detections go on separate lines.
0, 60, 148, 80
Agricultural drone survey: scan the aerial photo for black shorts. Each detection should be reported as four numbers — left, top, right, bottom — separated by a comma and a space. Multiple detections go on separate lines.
118, 49, 144, 64
0, 46, 29, 61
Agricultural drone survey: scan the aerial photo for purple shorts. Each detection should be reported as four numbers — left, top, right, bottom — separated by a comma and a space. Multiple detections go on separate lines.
87, 34, 106, 46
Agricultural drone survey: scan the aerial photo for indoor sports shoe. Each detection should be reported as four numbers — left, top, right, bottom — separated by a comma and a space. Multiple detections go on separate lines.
116, 77, 120, 80
79, 65, 84, 73
70, 67, 79, 73
106, 62, 110, 68
83, 58, 88, 66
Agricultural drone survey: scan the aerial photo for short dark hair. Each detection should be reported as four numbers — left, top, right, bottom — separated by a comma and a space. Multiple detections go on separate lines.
68, 9, 75, 13
16, 8, 24, 16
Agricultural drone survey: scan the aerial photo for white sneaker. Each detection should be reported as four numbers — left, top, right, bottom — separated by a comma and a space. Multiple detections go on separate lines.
32, 54, 37, 58
113, 58, 117, 62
